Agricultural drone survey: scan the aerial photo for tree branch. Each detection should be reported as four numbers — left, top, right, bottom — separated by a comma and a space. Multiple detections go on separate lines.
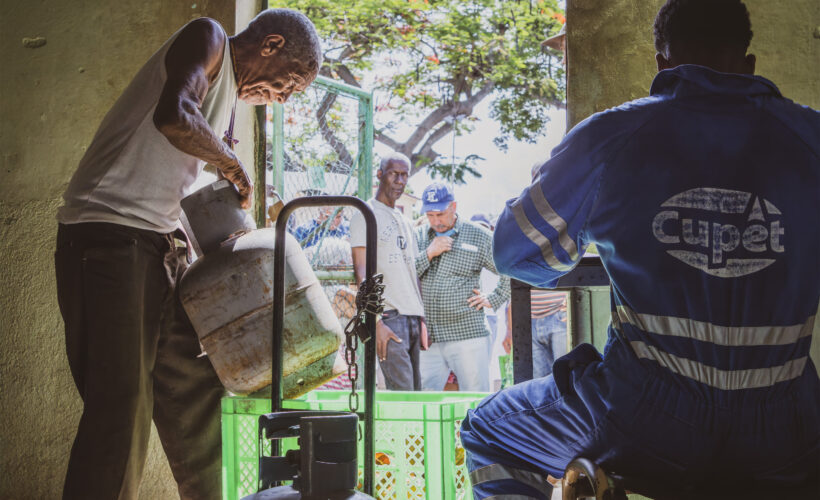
420, 122, 453, 152
419, 39, 439, 61
325, 58, 362, 89
375, 131, 402, 152
316, 93, 355, 173
403, 80, 495, 175
282, 151, 307, 172
336, 45, 357, 62
409, 122, 453, 176
401, 80, 494, 156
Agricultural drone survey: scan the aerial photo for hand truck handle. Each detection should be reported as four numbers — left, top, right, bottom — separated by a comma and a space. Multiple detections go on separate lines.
273, 195, 377, 496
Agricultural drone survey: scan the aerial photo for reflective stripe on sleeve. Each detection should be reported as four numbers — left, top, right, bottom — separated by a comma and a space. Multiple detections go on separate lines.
510, 200, 573, 272
470, 464, 552, 496
529, 183, 579, 262
630, 341, 808, 390
615, 306, 814, 347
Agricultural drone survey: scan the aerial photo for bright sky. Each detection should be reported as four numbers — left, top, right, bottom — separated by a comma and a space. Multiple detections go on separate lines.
375, 97, 567, 223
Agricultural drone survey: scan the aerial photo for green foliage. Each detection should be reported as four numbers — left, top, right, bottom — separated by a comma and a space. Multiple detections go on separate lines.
281, 0, 565, 182
283, 89, 360, 173
427, 154, 485, 184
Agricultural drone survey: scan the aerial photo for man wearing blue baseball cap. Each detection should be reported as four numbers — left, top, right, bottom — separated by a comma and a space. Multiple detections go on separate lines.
415, 182, 510, 392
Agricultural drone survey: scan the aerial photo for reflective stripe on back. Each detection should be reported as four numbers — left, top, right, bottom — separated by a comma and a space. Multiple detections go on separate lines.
615, 306, 814, 346
630, 340, 807, 390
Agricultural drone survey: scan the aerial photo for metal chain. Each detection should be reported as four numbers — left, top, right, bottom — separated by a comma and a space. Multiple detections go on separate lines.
342, 273, 385, 413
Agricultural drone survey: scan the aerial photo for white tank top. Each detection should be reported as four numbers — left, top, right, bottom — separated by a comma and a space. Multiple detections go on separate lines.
57, 22, 237, 233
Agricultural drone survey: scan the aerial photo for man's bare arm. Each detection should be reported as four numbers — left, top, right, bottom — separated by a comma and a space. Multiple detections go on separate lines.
153, 18, 252, 206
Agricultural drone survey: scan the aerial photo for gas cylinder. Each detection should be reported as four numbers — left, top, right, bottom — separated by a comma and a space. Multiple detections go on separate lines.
179, 181, 345, 398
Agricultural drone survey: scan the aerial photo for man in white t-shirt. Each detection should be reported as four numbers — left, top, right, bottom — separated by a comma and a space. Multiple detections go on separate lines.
350, 153, 426, 390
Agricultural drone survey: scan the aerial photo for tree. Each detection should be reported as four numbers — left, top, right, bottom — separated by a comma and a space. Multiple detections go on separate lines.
282, 0, 566, 182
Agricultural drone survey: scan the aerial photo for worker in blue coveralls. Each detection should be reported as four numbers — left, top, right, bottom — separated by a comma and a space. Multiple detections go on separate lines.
461, 1, 819, 498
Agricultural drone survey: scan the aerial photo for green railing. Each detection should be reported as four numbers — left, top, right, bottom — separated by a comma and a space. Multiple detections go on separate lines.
265, 75, 373, 205
255, 75, 374, 292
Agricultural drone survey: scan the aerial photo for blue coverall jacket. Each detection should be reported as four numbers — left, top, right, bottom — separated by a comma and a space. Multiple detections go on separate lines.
461, 65, 819, 499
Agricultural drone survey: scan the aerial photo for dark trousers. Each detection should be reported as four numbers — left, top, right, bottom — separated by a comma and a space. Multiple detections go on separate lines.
379, 310, 422, 391
55, 222, 224, 500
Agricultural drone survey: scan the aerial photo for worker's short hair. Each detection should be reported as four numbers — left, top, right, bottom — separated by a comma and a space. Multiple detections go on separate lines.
245, 9, 323, 80
379, 152, 411, 172
653, 0, 753, 58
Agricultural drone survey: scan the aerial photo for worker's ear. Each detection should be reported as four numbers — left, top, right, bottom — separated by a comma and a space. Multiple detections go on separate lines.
376, 168, 383, 181
260, 34, 285, 57
656, 52, 674, 72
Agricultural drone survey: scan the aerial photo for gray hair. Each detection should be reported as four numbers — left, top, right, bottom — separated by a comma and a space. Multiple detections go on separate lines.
379, 152, 411, 172
244, 9, 323, 79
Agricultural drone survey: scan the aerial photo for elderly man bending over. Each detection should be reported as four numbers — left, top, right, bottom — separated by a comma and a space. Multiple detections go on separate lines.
55, 9, 321, 499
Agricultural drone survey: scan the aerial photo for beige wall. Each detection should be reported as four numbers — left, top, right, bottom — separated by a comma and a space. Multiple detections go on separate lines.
566, 0, 820, 127
566, 0, 820, 364
0, 1, 261, 497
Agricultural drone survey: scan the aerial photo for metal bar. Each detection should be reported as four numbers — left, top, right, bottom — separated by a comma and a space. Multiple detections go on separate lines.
509, 256, 609, 384
567, 288, 581, 350
357, 92, 374, 200
273, 195, 377, 496
253, 105, 267, 228
555, 255, 610, 287
313, 74, 374, 100
510, 279, 534, 384
267, 77, 371, 202
271, 103, 284, 194
256, 0, 274, 468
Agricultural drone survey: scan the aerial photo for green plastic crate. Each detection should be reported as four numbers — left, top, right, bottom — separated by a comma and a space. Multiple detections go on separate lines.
222, 390, 489, 500
498, 354, 515, 389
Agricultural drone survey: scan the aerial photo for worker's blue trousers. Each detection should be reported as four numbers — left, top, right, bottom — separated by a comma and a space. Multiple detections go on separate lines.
460, 338, 820, 499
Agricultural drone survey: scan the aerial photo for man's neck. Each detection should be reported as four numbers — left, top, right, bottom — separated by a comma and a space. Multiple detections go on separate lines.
375, 190, 396, 208
227, 37, 242, 85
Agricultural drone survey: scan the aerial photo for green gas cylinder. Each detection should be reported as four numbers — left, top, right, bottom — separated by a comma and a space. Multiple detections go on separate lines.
179, 181, 344, 398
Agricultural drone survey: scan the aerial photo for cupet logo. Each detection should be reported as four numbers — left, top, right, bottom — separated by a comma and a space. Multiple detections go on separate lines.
652, 188, 784, 278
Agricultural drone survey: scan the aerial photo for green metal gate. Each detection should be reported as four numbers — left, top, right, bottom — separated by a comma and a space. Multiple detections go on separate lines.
266, 75, 373, 210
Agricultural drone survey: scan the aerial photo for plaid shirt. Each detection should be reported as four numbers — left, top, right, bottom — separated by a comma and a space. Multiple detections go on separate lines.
415, 217, 510, 343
